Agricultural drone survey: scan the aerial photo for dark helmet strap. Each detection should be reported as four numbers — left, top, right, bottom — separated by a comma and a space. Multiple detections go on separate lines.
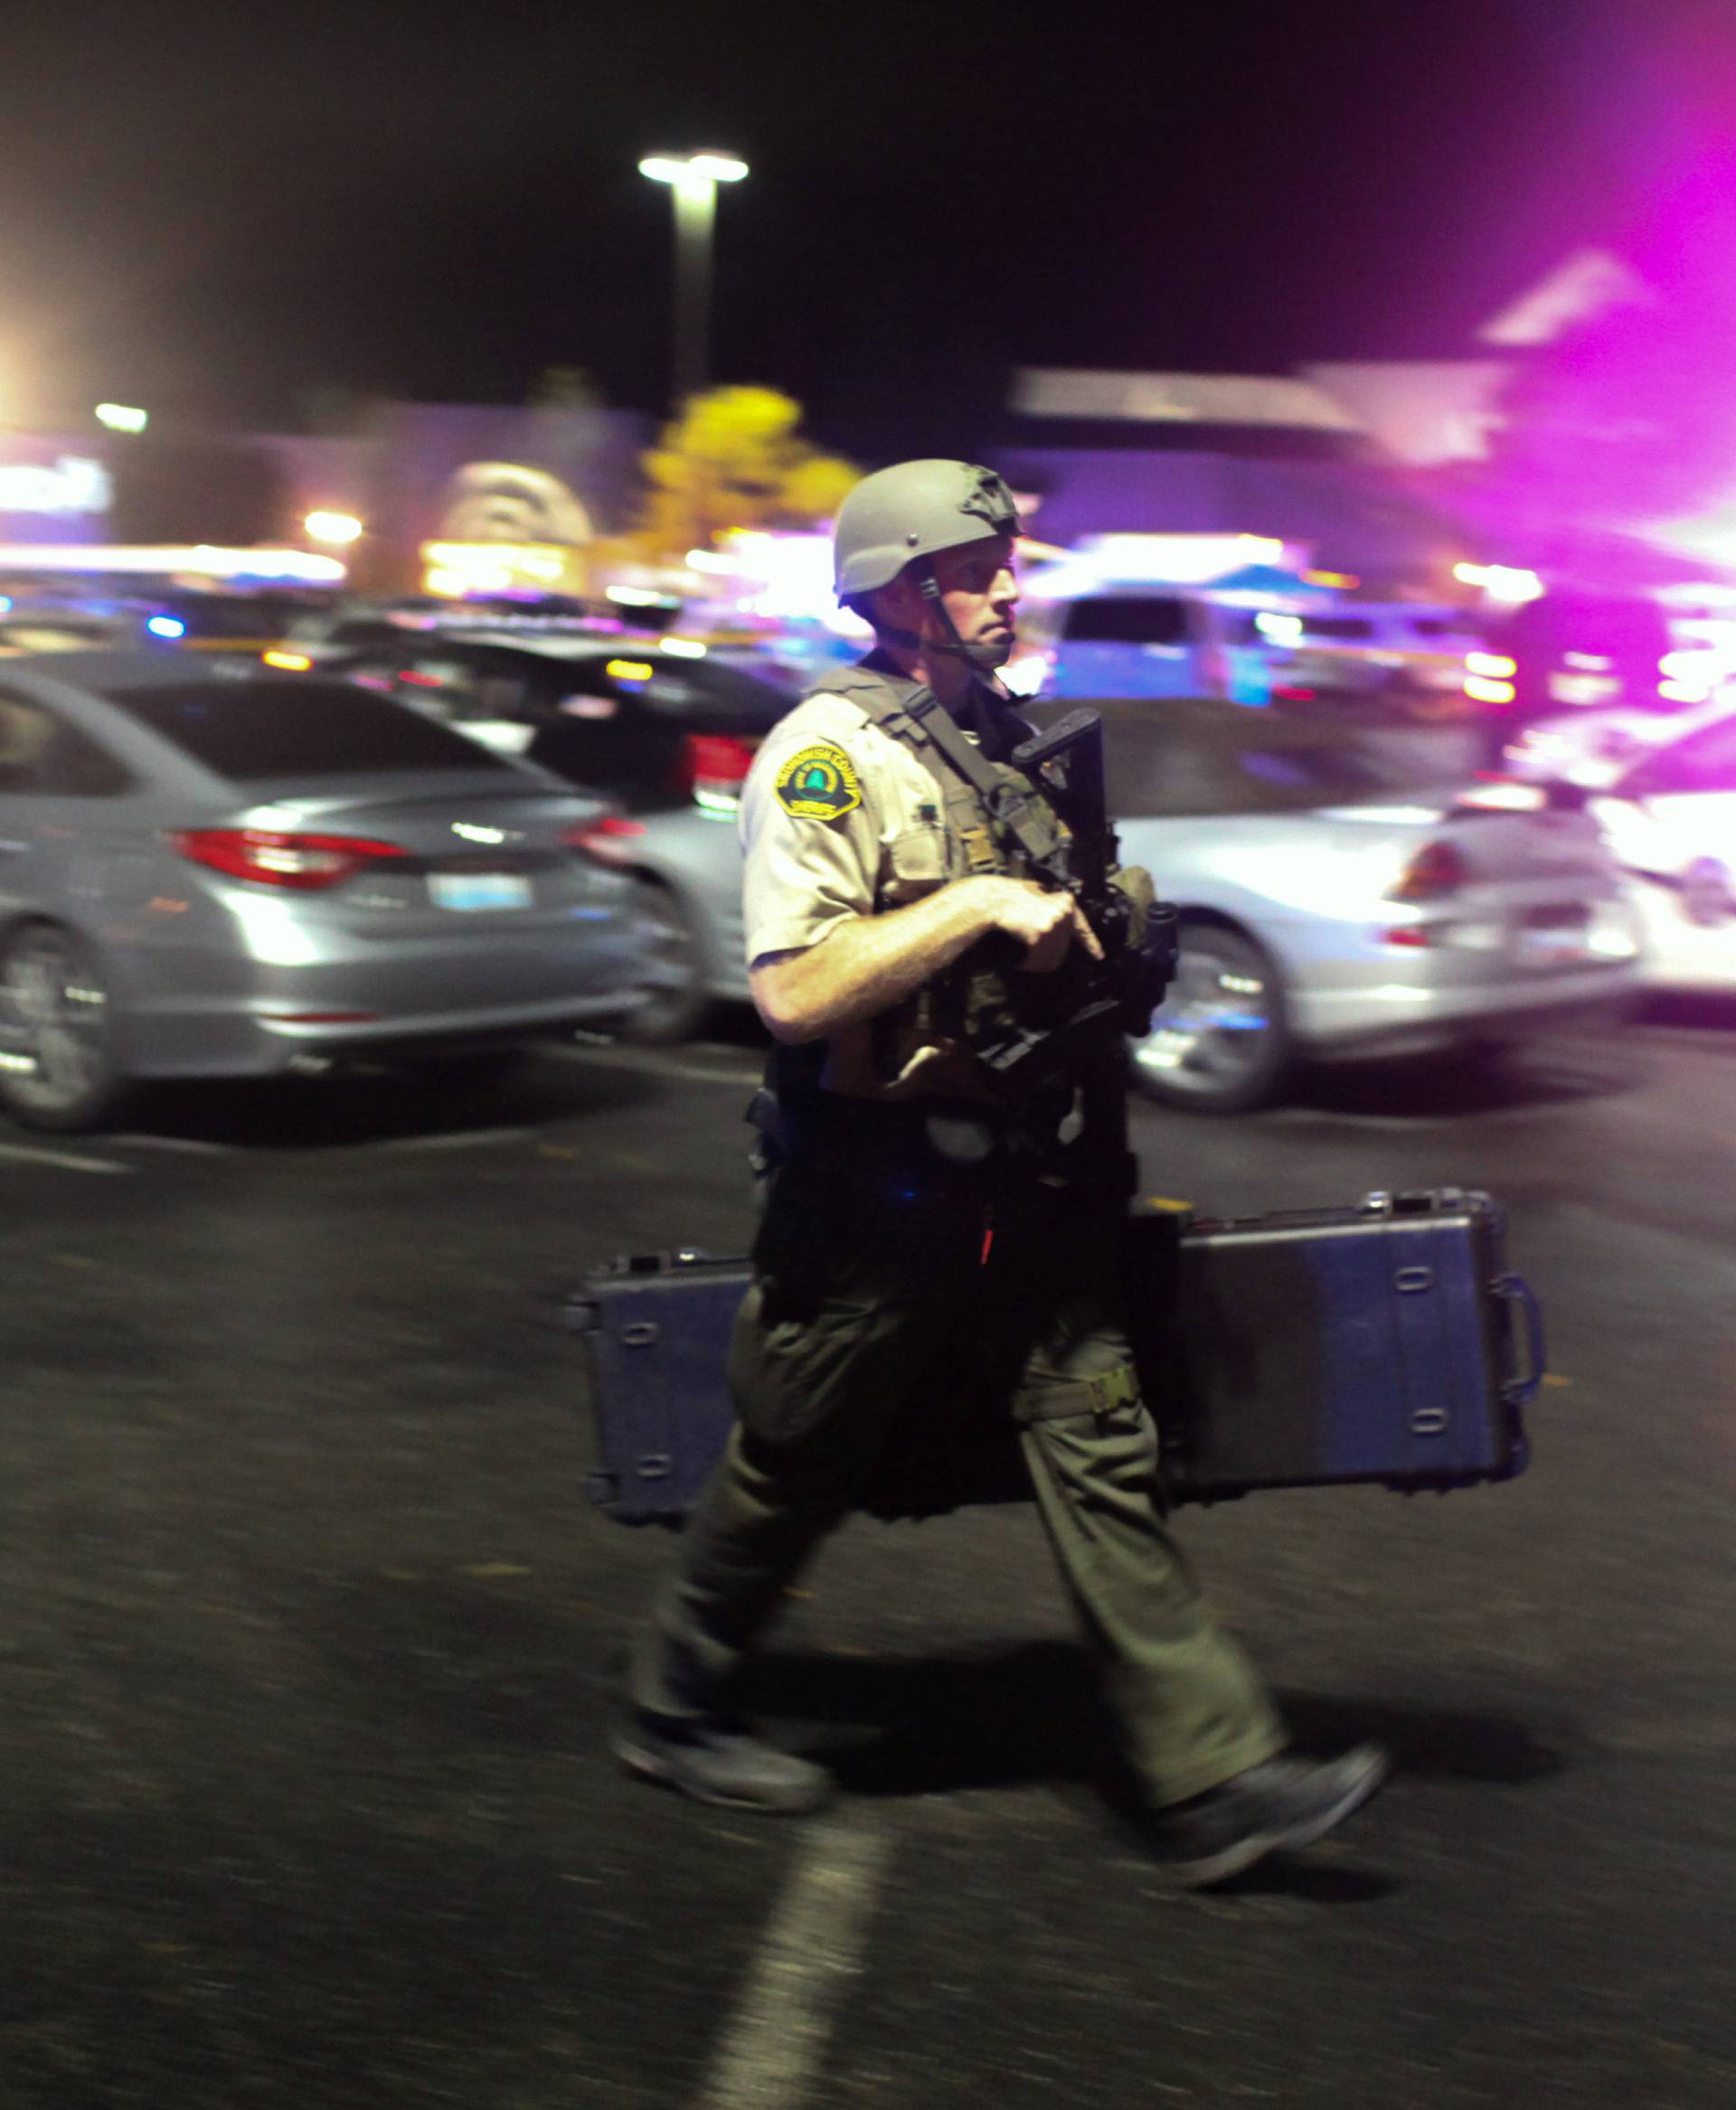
869, 555, 1010, 673
916, 562, 969, 656
916, 559, 1005, 668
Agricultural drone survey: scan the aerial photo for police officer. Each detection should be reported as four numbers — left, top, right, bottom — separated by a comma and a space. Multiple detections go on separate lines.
616, 460, 1387, 1885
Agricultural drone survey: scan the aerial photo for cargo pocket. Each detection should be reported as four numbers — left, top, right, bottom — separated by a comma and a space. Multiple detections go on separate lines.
730, 1277, 919, 1450
1014, 1351, 1164, 1525
1009, 1269, 1137, 1426
1012, 1350, 1140, 1427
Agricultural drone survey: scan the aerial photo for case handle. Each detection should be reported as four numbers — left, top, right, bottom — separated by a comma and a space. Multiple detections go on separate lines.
1495, 1273, 1545, 1405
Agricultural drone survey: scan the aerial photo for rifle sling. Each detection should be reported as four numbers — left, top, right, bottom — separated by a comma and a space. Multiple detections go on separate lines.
842, 672, 1064, 873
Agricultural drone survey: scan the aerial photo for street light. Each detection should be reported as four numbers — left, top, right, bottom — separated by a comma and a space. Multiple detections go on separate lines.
304, 510, 363, 546
94, 402, 148, 433
638, 151, 749, 409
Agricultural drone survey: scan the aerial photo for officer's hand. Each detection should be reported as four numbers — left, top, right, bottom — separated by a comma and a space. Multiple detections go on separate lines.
978, 878, 1104, 974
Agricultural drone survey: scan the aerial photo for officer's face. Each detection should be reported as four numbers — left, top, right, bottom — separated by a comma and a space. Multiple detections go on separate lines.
908, 534, 1020, 665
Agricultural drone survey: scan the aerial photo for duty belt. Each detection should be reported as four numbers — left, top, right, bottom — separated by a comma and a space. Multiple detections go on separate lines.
748, 1081, 1074, 1181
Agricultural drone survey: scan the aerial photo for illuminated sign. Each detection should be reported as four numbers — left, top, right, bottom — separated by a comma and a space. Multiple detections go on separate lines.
0, 455, 113, 517
420, 540, 583, 598
0, 544, 345, 581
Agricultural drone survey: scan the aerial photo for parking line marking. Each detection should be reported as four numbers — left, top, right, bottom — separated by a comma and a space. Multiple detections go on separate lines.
376, 1127, 529, 1153
0, 1142, 134, 1175
634, 1060, 761, 1088
548, 1044, 762, 1088
694, 1811, 890, 2110
109, 1134, 233, 1154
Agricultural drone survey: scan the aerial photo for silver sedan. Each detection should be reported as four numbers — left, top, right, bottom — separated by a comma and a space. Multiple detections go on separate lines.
1103, 701, 1641, 1109
0, 652, 652, 1129
590, 696, 1642, 1113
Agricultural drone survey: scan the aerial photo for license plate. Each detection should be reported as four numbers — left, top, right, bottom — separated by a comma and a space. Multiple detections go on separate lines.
1515, 909, 1589, 966
428, 871, 533, 911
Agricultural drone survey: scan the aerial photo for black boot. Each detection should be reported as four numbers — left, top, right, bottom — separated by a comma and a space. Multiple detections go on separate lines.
1146, 1744, 1389, 1888
613, 1710, 834, 1813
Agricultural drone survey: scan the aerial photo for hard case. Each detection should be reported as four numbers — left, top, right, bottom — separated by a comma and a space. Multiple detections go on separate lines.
568, 1188, 1543, 1524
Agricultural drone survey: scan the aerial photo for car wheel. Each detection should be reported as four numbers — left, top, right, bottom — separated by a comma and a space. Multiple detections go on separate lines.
0, 920, 130, 1132
1127, 919, 1291, 1114
619, 877, 713, 1045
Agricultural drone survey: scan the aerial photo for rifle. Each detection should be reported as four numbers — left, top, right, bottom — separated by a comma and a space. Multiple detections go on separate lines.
971, 708, 1178, 1191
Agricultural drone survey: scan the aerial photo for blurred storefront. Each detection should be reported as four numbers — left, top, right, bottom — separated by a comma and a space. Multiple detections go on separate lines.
996, 443, 1470, 598
996, 251, 1714, 605
0, 405, 653, 599
0, 435, 118, 547
316, 403, 649, 596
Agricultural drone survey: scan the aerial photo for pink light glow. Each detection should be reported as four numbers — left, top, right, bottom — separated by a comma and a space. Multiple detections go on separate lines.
1443, 20, 1736, 588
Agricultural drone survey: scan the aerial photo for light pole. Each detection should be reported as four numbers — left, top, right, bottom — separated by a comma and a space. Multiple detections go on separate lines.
638, 152, 749, 410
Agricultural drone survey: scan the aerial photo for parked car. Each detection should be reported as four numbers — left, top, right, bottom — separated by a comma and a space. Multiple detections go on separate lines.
149, 587, 340, 654
281, 630, 800, 1040
1583, 707, 1736, 994
577, 693, 1643, 1109
1290, 604, 1481, 655
1092, 699, 1642, 1108
1492, 589, 1675, 721
1262, 602, 1487, 722
0, 652, 652, 1129
1011, 584, 1290, 704
0, 589, 335, 660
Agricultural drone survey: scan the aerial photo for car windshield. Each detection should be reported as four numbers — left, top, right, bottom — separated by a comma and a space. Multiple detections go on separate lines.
161, 596, 304, 640
1060, 699, 1445, 817
530, 648, 793, 722
101, 679, 517, 778
1062, 596, 1189, 646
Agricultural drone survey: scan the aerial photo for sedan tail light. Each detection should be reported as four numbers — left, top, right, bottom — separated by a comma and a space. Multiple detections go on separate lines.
1387, 840, 1467, 901
677, 732, 759, 809
168, 828, 411, 890
566, 815, 647, 867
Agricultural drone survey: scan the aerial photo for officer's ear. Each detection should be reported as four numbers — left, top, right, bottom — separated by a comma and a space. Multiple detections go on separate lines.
873, 569, 925, 632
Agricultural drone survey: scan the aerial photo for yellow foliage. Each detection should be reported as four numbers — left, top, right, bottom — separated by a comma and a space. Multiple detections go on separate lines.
638, 385, 860, 557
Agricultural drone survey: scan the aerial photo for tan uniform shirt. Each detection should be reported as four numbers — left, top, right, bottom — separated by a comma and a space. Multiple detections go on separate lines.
740, 691, 972, 1097
741, 692, 952, 963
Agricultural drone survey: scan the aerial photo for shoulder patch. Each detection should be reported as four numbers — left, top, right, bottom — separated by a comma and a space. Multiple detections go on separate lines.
773, 741, 863, 820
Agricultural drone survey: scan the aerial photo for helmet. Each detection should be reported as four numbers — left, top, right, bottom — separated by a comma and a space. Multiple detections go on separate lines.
833, 459, 1022, 599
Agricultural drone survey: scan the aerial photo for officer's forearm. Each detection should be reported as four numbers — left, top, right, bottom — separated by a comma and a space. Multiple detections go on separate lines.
750, 880, 1007, 1043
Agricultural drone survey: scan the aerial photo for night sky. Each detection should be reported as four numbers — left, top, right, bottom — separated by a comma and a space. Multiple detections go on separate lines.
1, 0, 1730, 462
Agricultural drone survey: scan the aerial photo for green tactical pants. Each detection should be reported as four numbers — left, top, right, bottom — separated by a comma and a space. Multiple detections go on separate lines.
627, 1142, 1285, 1808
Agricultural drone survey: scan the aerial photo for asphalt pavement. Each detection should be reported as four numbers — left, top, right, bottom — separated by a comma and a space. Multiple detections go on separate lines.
2, 1012, 1733, 2108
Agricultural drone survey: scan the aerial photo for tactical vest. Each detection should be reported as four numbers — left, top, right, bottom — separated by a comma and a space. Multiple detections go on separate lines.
814, 662, 1074, 1092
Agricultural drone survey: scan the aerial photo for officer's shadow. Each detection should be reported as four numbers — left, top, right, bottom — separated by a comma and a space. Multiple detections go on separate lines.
742, 1643, 1568, 1901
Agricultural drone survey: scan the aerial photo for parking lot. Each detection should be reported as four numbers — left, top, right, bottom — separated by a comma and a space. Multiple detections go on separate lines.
1, 1006, 1733, 2107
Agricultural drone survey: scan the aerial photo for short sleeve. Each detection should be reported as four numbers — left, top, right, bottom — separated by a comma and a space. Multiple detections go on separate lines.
740, 710, 885, 965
